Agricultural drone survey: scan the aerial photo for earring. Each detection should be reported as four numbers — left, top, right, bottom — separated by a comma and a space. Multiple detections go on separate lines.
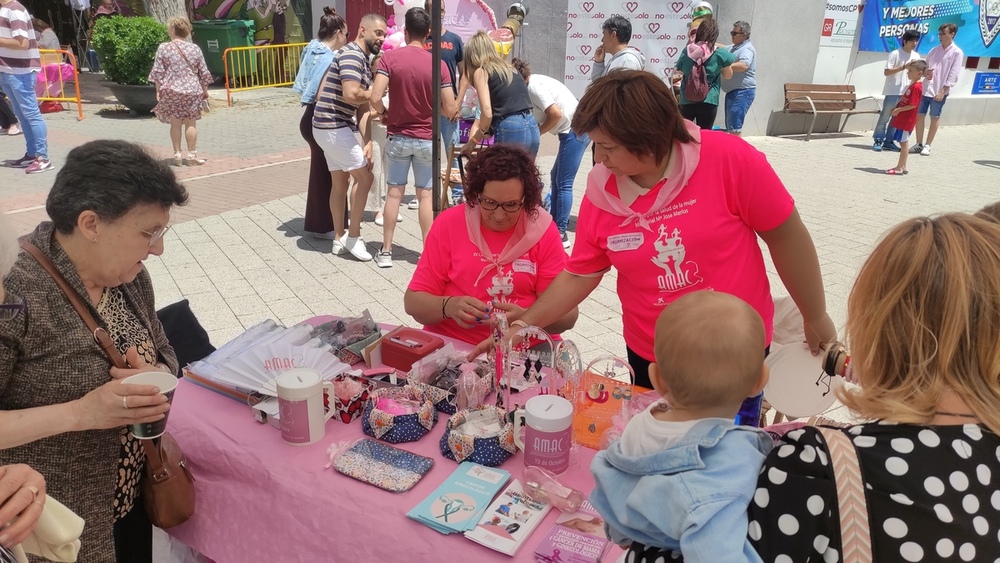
92, 238, 98, 243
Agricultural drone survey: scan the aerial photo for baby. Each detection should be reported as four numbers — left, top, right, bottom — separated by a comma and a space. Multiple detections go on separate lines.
590, 290, 774, 562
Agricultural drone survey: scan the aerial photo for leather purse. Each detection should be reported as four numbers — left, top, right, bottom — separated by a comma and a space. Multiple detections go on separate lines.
20, 240, 196, 529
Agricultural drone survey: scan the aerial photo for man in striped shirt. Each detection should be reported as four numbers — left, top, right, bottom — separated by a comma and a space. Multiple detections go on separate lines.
311, 13, 387, 262
0, 0, 49, 173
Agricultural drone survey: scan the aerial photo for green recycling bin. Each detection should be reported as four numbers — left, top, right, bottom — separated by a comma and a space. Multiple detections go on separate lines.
192, 19, 255, 80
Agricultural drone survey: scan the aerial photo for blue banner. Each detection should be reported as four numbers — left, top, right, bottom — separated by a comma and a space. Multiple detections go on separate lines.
972, 72, 1000, 93
858, 0, 1000, 57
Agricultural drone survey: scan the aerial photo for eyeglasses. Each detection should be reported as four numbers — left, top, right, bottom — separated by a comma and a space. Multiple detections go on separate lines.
0, 303, 25, 321
478, 196, 523, 213
730, 31, 744, 36
140, 224, 171, 247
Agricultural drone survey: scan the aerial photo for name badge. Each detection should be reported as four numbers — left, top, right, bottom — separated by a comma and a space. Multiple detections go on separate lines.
512, 259, 536, 275
607, 232, 644, 252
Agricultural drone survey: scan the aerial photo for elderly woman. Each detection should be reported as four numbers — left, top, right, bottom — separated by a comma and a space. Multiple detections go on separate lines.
750, 214, 1000, 562
479, 71, 835, 424
0, 140, 185, 562
459, 31, 539, 158
292, 7, 348, 238
405, 144, 577, 345
148, 17, 213, 166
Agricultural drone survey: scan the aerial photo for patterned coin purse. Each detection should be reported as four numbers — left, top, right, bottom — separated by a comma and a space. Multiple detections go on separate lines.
362, 386, 438, 444
439, 405, 516, 467
331, 438, 434, 493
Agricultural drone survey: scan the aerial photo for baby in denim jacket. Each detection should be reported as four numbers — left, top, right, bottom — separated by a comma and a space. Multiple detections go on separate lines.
590, 291, 774, 563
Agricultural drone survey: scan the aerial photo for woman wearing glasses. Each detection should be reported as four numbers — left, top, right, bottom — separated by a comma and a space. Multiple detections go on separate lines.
404, 144, 577, 345
0, 140, 186, 562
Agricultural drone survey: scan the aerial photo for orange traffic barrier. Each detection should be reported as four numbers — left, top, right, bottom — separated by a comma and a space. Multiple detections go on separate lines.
222, 42, 306, 107
36, 49, 84, 121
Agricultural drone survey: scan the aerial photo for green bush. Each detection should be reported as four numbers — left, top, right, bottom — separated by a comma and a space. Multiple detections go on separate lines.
91, 16, 168, 85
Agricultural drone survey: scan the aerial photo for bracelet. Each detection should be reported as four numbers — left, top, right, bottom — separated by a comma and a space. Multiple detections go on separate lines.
510, 320, 528, 330
442, 296, 453, 320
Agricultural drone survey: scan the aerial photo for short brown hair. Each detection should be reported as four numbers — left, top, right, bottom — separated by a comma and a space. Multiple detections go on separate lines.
464, 144, 543, 218
572, 70, 694, 163
939, 22, 958, 35
841, 214, 1000, 434
976, 201, 1000, 223
653, 291, 765, 410
168, 16, 192, 38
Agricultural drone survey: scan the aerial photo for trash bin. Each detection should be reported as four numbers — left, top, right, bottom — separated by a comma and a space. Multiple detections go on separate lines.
192, 19, 255, 80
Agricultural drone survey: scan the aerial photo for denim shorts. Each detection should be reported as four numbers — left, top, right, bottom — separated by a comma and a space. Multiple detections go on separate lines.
386, 135, 434, 188
918, 95, 947, 118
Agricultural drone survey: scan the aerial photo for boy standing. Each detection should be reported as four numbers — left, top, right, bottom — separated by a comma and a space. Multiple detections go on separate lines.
887, 60, 926, 176
590, 291, 773, 563
912, 23, 964, 156
872, 29, 921, 152
0, 0, 50, 173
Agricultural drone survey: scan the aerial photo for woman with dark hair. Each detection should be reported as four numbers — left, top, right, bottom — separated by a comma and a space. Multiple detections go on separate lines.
675, 18, 735, 129
292, 7, 348, 238
404, 144, 577, 344
0, 139, 187, 563
478, 71, 834, 416
459, 31, 539, 158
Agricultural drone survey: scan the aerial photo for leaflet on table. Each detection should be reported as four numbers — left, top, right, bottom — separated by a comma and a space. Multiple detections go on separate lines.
465, 479, 552, 556
533, 500, 611, 563
406, 462, 511, 534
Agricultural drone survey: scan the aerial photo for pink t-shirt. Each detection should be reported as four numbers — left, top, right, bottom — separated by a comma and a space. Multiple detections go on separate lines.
408, 206, 567, 344
376, 45, 452, 140
567, 131, 794, 361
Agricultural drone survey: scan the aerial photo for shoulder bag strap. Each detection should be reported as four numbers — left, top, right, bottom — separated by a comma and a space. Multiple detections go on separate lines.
170, 41, 198, 74
817, 427, 873, 563
19, 240, 128, 370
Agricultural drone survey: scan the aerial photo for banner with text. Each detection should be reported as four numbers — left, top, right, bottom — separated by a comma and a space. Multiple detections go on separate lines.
820, 1, 863, 47
858, 0, 1000, 57
564, 0, 692, 99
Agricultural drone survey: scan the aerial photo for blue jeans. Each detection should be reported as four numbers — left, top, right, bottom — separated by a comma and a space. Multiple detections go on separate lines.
0, 72, 48, 159
440, 115, 463, 202
493, 112, 540, 158
723, 88, 755, 133
873, 94, 900, 144
549, 130, 590, 233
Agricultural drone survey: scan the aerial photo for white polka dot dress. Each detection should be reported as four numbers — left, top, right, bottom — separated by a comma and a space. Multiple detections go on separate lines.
749, 423, 1000, 563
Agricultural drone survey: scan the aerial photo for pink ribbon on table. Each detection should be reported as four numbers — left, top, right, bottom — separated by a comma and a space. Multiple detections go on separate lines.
584, 120, 702, 231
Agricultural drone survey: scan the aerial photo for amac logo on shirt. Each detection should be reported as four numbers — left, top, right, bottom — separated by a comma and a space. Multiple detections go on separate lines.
651, 224, 702, 292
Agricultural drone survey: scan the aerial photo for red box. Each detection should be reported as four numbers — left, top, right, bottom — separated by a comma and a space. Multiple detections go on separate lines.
381, 328, 446, 372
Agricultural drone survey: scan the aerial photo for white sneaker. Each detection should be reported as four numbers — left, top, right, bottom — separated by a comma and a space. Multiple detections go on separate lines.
342, 235, 372, 261
331, 236, 346, 255
309, 230, 337, 240
374, 247, 393, 268
373, 213, 403, 227
407, 199, 419, 210
920, 144, 931, 156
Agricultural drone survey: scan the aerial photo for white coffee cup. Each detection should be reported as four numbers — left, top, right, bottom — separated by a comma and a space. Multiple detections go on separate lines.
276, 368, 335, 446
121, 371, 179, 439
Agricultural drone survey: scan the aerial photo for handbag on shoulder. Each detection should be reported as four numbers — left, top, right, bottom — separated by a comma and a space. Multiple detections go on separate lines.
20, 240, 196, 529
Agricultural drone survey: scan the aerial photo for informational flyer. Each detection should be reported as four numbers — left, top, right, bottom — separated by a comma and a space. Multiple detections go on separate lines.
563, 0, 691, 99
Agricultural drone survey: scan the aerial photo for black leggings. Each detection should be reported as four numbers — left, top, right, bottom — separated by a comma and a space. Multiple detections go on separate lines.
680, 102, 719, 130
114, 493, 153, 563
0, 92, 16, 130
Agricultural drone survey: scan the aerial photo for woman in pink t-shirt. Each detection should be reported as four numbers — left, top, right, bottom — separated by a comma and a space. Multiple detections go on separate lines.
405, 145, 577, 344
479, 71, 836, 412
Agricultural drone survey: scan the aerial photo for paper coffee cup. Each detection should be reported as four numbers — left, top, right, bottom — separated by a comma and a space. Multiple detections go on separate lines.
122, 371, 178, 439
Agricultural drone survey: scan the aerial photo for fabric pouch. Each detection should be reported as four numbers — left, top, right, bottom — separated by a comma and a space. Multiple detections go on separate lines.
332, 439, 434, 493
362, 386, 438, 443
439, 405, 516, 467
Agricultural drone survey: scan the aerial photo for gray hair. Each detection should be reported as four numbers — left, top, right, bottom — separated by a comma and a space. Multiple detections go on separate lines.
734, 21, 751, 37
46, 140, 189, 235
0, 213, 18, 279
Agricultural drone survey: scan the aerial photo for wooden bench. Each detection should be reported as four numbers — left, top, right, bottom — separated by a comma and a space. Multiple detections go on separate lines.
776, 83, 881, 141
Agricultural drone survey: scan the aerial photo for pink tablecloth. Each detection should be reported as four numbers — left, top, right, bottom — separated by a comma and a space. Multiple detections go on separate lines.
166, 326, 618, 562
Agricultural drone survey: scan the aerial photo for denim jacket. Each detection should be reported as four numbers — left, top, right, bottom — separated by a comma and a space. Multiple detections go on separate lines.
293, 39, 335, 105
590, 419, 773, 563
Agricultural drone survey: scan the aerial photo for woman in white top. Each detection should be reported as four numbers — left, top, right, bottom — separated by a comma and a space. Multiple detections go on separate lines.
512, 58, 589, 248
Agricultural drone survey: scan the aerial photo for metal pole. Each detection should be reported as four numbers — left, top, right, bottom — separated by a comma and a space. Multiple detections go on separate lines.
431, 0, 442, 216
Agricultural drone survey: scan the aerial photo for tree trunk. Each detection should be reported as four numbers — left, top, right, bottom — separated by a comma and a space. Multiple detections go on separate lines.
142, 0, 188, 24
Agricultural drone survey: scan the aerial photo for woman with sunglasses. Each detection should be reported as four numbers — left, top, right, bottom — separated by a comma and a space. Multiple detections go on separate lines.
0, 140, 186, 562
404, 144, 577, 344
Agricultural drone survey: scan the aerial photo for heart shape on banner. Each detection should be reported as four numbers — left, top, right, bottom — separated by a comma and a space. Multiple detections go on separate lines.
647, 22, 660, 34
580, 44, 592, 56
567, 21, 573, 31
661, 67, 675, 78
664, 46, 678, 58
579, 64, 592, 74
581, 1, 594, 13
670, 1, 685, 13
624, 1, 638, 12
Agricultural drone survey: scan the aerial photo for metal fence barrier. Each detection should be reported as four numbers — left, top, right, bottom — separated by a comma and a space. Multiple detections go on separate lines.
36, 49, 84, 121
222, 42, 306, 106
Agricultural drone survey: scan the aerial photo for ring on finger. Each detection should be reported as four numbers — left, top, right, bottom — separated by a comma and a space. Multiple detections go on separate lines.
25, 485, 39, 499
123, 395, 129, 409
32, 500, 44, 508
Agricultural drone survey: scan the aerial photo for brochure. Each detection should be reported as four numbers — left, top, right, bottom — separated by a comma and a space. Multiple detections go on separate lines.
534, 500, 611, 563
465, 479, 552, 556
406, 462, 511, 534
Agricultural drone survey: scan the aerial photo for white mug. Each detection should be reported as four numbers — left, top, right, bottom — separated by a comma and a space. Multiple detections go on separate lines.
276, 368, 335, 446
513, 395, 574, 474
